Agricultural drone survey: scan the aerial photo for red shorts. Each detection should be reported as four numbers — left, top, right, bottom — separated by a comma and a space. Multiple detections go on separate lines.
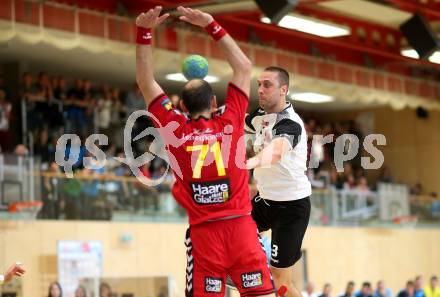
185, 215, 275, 297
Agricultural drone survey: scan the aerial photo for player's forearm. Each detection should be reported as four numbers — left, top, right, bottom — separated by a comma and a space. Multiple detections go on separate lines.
247, 147, 282, 169
136, 45, 159, 104
246, 138, 289, 169
217, 35, 252, 75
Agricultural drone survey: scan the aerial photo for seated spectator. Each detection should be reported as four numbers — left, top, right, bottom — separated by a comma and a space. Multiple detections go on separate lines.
319, 283, 332, 297
302, 282, 318, 297
424, 276, 440, 297
356, 282, 373, 297
415, 276, 425, 297
340, 281, 356, 297
47, 281, 63, 297
374, 280, 392, 297
398, 281, 415, 297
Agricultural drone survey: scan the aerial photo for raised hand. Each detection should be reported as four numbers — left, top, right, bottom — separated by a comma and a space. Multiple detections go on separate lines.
177, 6, 213, 27
136, 6, 169, 29
3, 263, 25, 283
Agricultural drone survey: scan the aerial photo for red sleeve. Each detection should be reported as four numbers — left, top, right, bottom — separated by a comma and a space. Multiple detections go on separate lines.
219, 83, 249, 126
147, 93, 187, 128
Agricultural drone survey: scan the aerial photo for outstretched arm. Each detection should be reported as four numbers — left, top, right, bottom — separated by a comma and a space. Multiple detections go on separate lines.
177, 7, 252, 97
135, 6, 169, 106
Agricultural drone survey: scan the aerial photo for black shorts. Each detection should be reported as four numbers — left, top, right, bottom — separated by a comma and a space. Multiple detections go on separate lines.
251, 194, 311, 268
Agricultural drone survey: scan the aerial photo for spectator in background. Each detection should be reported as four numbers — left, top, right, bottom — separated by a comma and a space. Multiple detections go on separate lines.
356, 176, 370, 192
425, 276, 440, 297
109, 87, 124, 148
39, 162, 63, 219
319, 284, 332, 297
340, 281, 356, 297
125, 83, 145, 116
0, 74, 11, 99
99, 282, 113, 297
124, 83, 149, 154
35, 71, 53, 129
374, 280, 392, 297
410, 183, 423, 196
302, 282, 318, 297
54, 76, 67, 101
44, 75, 64, 133
414, 276, 425, 297
75, 285, 87, 297
398, 281, 415, 297
379, 167, 394, 184
97, 88, 112, 136
0, 88, 12, 152
83, 79, 95, 134
14, 144, 29, 156
356, 282, 373, 297
47, 281, 63, 297
66, 78, 86, 134
20, 72, 42, 133
34, 128, 51, 165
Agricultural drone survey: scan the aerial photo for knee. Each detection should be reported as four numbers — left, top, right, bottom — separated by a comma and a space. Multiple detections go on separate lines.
271, 269, 292, 286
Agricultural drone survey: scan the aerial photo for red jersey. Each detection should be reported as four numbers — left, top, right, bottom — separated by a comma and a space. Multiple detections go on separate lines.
148, 83, 250, 225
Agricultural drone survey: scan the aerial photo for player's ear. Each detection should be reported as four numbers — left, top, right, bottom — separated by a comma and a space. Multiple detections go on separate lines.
180, 99, 188, 112
280, 84, 288, 97
211, 95, 218, 110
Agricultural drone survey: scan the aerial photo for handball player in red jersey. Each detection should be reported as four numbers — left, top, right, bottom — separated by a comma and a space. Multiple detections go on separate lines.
135, 6, 275, 297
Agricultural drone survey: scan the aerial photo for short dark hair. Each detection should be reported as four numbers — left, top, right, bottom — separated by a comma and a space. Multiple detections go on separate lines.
362, 282, 371, 288
181, 79, 213, 115
264, 66, 290, 88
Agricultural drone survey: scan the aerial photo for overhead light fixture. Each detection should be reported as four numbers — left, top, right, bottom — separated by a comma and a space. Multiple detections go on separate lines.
428, 51, 440, 64
290, 92, 334, 104
400, 48, 420, 59
400, 48, 440, 64
165, 73, 220, 83
261, 14, 350, 38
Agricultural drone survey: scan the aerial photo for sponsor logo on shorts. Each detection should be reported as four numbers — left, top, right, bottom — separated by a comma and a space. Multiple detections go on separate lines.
205, 277, 222, 293
241, 271, 263, 289
191, 179, 230, 205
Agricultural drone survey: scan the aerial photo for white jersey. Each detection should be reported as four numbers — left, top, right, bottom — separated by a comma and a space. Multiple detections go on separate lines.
245, 102, 311, 201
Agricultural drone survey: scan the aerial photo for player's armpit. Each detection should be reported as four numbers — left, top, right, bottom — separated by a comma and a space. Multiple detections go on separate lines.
272, 119, 302, 149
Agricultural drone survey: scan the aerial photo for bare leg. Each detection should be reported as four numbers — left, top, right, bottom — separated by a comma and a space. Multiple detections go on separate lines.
270, 266, 301, 297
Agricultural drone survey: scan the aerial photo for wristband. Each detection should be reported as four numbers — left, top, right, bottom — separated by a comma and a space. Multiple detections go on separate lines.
136, 27, 152, 45
204, 20, 226, 41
